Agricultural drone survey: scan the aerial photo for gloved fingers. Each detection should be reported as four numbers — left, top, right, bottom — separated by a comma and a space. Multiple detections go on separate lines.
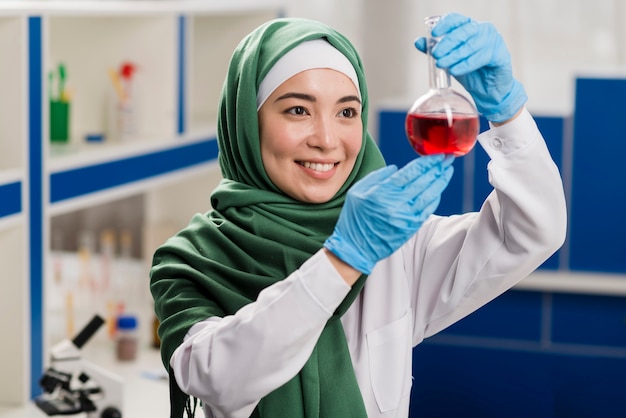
406, 164, 454, 212
351, 164, 398, 193
415, 195, 443, 223
414, 12, 472, 55
414, 36, 427, 54
433, 21, 496, 65
387, 154, 448, 188
431, 19, 481, 60
443, 41, 495, 77
366, 164, 398, 183
443, 154, 456, 166
430, 13, 473, 39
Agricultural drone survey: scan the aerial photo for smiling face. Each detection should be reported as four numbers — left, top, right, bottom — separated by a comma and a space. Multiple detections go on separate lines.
258, 68, 363, 203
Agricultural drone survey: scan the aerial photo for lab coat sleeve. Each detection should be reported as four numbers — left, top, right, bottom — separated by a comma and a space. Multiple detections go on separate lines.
169, 250, 351, 418
406, 107, 567, 343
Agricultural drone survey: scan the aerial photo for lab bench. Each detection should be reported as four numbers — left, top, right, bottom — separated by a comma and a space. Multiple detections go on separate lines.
0, 345, 185, 418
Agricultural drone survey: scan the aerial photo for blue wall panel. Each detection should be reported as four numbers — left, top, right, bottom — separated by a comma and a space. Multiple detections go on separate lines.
411, 345, 555, 418
377, 109, 414, 169
569, 78, 626, 273
438, 290, 543, 341
410, 343, 626, 418
551, 293, 626, 348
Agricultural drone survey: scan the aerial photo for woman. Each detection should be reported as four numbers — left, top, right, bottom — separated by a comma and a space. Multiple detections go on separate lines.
150, 14, 566, 418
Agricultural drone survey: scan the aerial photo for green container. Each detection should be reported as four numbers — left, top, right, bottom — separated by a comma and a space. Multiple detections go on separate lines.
50, 100, 70, 143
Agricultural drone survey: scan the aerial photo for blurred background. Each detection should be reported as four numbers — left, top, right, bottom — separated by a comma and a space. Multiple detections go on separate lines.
1, 1, 625, 417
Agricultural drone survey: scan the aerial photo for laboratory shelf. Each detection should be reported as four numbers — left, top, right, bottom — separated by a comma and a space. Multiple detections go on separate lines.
48, 135, 218, 216
0, 0, 285, 408
0, 16, 26, 173
0, 0, 285, 16
187, 10, 279, 133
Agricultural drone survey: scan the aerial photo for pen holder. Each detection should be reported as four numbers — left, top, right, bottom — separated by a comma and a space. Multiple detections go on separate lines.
50, 100, 70, 143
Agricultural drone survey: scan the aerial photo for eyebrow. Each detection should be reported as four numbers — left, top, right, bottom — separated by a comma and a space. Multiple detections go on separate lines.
338, 95, 361, 105
274, 92, 361, 105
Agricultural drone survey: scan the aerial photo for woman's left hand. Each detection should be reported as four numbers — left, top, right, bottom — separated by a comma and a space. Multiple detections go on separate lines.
414, 13, 527, 123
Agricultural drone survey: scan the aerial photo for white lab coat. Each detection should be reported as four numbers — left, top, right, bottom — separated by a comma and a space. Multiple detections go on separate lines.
170, 108, 567, 418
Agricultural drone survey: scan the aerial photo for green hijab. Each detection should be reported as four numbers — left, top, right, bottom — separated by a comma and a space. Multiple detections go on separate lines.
150, 17, 386, 417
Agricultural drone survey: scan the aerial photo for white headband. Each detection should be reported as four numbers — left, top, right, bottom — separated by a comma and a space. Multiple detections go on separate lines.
256, 39, 361, 110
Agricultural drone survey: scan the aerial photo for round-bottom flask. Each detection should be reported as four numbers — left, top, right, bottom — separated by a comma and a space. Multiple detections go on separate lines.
405, 16, 479, 156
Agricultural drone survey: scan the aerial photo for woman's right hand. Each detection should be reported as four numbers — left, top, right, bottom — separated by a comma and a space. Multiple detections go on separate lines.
414, 13, 527, 123
324, 154, 454, 275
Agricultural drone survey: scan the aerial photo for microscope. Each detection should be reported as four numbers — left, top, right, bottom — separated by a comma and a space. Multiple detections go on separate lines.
34, 315, 124, 417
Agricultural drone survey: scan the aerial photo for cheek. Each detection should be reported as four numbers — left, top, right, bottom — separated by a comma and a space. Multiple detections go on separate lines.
345, 126, 364, 159
260, 125, 299, 159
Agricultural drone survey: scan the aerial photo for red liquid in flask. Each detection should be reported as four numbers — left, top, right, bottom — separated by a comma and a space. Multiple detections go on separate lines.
406, 112, 479, 156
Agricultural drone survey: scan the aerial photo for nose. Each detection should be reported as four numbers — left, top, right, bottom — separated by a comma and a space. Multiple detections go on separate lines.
307, 115, 338, 150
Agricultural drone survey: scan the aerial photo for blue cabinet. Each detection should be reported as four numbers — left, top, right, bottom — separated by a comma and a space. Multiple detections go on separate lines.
409, 291, 626, 417
569, 78, 626, 273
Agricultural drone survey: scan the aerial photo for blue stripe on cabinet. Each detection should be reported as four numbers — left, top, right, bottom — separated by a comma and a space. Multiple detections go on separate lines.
569, 78, 626, 273
28, 15, 44, 399
50, 139, 218, 203
177, 15, 186, 135
0, 181, 22, 217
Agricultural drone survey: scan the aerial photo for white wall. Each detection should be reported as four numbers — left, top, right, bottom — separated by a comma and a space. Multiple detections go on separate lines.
285, 0, 626, 123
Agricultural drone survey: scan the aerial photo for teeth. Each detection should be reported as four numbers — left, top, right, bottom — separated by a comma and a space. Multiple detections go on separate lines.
302, 162, 334, 172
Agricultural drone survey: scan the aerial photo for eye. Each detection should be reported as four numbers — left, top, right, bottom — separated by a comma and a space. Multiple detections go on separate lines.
339, 107, 359, 118
286, 106, 308, 116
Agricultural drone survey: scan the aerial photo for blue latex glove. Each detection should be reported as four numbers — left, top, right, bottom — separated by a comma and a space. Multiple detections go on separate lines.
415, 13, 527, 123
324, 155, 454, 275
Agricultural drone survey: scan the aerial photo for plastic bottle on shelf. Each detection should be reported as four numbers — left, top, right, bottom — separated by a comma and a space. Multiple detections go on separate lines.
107, 61, 139, 142
116, 314, 138, 361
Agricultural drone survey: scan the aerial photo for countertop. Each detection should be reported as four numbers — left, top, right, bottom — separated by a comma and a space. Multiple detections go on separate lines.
0, 343, 204, 418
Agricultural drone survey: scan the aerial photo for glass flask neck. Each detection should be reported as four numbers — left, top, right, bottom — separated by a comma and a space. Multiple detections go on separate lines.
427, 43, 450, 90
425, 15, 450, 91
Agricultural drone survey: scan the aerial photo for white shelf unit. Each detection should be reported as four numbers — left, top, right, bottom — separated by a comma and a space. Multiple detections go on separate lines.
0, 13, 28, 409
0, 0, 285, 408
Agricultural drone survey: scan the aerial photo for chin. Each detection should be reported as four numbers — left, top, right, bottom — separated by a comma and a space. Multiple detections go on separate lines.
296, 191, 336, 204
